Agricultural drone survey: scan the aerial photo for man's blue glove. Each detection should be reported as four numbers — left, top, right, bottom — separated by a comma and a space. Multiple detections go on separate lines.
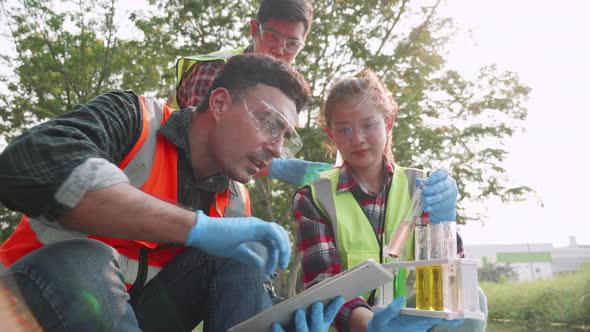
185, 210, 291, 275
368, 297, 464, 332
269, 158, 333, 186
271, 296, 345, 332
417, 168, 458, 223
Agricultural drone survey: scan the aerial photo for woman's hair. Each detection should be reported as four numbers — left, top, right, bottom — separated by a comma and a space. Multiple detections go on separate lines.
321, 69, 398, 161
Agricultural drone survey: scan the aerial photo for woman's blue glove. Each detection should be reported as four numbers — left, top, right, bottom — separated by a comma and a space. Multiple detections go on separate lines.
269, 158, 333, 186
417, 168, 458, 223
368, 297, 464, 332
271, 296, 345, 332
185, 210, 291, 275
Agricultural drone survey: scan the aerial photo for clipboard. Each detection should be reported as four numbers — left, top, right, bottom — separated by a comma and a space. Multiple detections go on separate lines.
228, 259, 393, 332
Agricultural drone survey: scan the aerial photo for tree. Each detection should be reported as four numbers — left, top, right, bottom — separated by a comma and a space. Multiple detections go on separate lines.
478, 261, 518, 283
0, 0, 171, 139
0, 0, 533, 296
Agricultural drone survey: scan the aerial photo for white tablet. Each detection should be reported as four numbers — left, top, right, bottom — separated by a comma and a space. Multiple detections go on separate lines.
228, 259, 393, 332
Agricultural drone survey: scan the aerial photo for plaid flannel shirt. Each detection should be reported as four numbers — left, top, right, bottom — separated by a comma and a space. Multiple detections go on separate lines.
173, 46, 252, 109
175, 60, 225, 109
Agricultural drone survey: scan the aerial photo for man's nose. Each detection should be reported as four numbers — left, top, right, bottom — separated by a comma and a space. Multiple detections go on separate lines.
270, 43, 286, 59
264, 137, 283, 158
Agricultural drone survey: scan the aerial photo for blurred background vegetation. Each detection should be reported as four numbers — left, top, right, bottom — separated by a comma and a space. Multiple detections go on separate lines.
482, 264, 590, 330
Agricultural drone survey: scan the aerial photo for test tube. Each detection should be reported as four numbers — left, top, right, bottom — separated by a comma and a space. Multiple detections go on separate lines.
386, 187, 424, 258
426, 221, 457, 312
429, 222, 457, 259
414, 214, 430, 261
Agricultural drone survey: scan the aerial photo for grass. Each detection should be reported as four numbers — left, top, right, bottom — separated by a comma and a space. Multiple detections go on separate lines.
481, 265, 590, 327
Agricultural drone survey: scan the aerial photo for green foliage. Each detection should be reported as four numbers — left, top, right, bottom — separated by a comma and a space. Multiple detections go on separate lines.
481, 266, 590, 326
0, 0, 164, 139
0, 203, 19, 243
478, 261, 518, 283
125, 0, 257, 99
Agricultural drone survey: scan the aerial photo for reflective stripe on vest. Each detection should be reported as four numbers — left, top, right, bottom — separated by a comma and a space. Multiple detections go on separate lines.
0, 96, 252, 288
309, 166, 426, 270
209, 181, 252, 218
169, 46, 247, 109
23, 218, 161, 285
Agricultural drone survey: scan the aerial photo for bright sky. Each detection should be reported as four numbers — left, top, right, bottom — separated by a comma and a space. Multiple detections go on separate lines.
1, 0, 588, 247
439, 0, 590, 247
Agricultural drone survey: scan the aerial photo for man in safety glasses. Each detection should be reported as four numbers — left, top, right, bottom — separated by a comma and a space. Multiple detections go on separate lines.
168, 0, 331, 187
0, 54, 343, 332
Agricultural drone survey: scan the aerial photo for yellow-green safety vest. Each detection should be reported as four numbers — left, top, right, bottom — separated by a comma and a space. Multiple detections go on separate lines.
308, 165, 426, 302
169, 46, 247, 109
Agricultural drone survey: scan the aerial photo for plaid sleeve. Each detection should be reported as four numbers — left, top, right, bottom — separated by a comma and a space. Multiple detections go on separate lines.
294, 186, 370, 332
176, 60, 225, 109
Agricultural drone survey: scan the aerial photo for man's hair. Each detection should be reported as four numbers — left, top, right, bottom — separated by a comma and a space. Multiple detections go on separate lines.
256, 0, 313, 34
196, 54, 311, 113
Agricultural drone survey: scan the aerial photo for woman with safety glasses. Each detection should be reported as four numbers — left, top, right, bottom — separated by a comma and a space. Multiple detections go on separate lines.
293, 70, 487, 332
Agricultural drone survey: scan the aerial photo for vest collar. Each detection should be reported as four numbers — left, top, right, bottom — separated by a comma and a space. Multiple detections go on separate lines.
336, 158, 395, 194
159, 108, 230, 194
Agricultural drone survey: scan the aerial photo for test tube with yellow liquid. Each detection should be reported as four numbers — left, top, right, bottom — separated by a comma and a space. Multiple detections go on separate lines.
416, 264, 444, 311
415, 265, 429, 309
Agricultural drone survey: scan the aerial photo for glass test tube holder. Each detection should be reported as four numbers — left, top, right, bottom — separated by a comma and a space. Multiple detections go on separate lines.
376, 258, 486, 321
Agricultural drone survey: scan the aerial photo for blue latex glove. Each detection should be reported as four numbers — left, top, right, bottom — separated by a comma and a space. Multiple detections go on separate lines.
272, 296, 345, 332
185, 210, 291, 275
368, 297, 464, 332
417, 168, 458, 223
269, 158, 333, 186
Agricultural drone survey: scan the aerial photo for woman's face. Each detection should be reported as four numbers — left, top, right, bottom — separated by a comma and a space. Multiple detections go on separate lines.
327, 95, 393, 172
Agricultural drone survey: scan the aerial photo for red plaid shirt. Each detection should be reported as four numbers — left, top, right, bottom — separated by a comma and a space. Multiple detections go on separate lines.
294, 160, 464, 331
173, 60, 225, 109
170, 46, 252, 109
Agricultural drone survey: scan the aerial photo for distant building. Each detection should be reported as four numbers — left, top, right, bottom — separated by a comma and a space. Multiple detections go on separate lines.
464, 236, 590, 281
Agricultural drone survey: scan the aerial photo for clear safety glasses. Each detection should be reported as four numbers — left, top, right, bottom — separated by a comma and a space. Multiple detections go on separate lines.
332, 117, 386, 142
241, 97, 303, 159
257, 23, 305, 54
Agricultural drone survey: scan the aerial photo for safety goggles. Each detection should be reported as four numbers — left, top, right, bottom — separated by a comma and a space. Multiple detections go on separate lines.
257, 22, 305, 54
241, 96, 303, 158
332, 117, 386, 142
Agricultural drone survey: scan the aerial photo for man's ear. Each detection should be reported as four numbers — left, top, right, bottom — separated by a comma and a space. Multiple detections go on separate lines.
208, 87, 232, 121
324, 126, 334, 142
250, 19, 258, 40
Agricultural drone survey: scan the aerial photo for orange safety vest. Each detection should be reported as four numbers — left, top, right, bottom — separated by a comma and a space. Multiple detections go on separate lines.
0, 96, 251, 287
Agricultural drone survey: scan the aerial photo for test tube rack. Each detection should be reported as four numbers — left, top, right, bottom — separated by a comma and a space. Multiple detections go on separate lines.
377, 258, 486, 321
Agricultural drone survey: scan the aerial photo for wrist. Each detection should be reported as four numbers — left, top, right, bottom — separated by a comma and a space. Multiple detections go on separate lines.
349, 307, 373, 332
185, 210, 207, 246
